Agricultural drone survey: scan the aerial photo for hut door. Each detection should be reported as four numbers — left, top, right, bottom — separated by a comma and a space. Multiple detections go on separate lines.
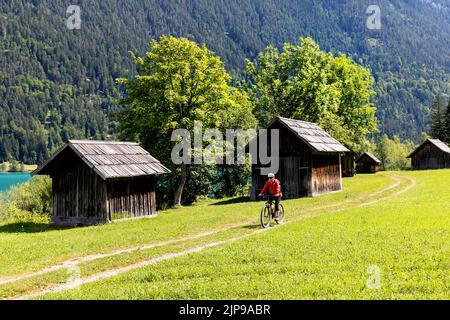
298, 167, 309, 197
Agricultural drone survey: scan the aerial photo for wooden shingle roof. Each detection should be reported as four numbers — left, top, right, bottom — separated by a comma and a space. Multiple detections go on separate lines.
34, 140, 171, 180
407, 138, 450, 158
356, 152, 381, 164
272, 117, 350, 153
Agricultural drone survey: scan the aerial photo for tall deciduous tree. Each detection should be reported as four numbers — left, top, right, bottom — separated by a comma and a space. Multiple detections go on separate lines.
376, 134, 390, 171
246, 37, 377, 151
116, 36, 255, 206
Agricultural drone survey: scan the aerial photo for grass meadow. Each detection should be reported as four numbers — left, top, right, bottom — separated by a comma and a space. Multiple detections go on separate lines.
0, 171, 448, 300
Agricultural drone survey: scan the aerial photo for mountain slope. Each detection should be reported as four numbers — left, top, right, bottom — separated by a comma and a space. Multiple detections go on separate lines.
0, 0, 449, 163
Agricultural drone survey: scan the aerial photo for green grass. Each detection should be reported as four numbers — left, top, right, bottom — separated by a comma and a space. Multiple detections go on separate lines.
0, 174, 391, 279
1, 171, 448, 300
0, 174, 393, 299
0, 227, 257, 299
37, 170, 449, 300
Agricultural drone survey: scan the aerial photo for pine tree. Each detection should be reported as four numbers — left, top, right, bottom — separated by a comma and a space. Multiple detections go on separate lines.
444, 99, 450, 143
430, 95, 445, 141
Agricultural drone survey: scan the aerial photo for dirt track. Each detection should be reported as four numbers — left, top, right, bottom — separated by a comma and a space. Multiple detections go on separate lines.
3, 173, 416, 300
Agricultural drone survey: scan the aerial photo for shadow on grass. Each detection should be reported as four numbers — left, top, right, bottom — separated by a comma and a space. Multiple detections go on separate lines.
240, 223, 261, 230
0, 222, 73, 234
210, 197, 250, 206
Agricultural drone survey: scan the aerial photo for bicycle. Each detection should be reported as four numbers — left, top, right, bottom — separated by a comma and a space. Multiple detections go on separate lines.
260, 195, 285, 228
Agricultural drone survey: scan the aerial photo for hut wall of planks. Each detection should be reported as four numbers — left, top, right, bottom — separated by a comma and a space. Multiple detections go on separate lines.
251, 117, 348, 200
34, 140, 170, 226
408, 139, 450, 170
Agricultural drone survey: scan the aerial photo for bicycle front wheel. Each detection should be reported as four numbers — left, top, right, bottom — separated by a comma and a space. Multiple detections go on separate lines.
276, 204, 285, 224
260, 205, 271, 228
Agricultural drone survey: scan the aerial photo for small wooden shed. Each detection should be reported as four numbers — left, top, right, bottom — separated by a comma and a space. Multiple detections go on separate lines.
355, 152, 381, 174
250, 117, 349, 200
407, 138, 450, 170
33, 140, 170, 226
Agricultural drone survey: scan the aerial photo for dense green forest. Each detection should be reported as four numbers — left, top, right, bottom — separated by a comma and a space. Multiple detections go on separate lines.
0, 0, 449, 164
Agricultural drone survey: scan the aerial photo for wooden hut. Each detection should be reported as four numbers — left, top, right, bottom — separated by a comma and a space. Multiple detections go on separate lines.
355, 152, 381, 174
407, 138, 450, 170
33, 140, 170, 226
250, 117, 349, 200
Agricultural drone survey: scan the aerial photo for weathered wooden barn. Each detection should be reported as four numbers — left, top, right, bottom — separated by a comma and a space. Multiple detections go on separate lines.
355, 152, 381, 174
407, 138, 450, 170
33, 140, 170, 226
250, 117, 349, 200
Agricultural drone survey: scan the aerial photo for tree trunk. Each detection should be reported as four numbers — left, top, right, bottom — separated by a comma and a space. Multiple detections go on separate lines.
173, 165, 187, 206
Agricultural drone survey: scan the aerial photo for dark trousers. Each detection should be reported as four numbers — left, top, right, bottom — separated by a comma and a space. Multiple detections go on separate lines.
267, 195, 281, 212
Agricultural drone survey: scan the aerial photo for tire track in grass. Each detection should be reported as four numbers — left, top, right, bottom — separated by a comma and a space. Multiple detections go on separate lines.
0, 175, 400, 287
14, 230, 271, 300
289, 174, 402, 214
4, 174, 415, 299
360, 174, 416, 206
15, 172, 416, 300
0, 222, 255, 286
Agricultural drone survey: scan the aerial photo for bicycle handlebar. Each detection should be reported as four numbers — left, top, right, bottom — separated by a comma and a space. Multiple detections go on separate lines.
259, 194, 281, 199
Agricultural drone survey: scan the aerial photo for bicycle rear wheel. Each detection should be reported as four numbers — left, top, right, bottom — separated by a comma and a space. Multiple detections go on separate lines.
260, 205, 271, 228
276, 204, 285, 224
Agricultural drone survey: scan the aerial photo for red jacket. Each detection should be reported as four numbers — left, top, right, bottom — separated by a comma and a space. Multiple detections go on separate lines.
260, 179, 282, 197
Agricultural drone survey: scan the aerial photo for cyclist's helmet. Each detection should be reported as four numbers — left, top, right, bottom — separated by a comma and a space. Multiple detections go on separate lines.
268, 173, 275, 178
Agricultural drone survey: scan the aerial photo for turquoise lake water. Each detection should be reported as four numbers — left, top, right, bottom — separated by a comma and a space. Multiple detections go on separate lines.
0, 173, 32, 193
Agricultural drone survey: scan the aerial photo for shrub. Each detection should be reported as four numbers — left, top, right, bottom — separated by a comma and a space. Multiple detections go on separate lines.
375, 134, 414, 171
0, 176, 52, 224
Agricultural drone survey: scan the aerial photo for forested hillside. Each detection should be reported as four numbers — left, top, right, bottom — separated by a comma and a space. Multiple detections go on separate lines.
1, 0, 449, 164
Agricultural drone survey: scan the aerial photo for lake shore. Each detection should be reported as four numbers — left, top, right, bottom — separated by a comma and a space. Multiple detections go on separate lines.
0, 172, 32, 193
0, 162, 37, 173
